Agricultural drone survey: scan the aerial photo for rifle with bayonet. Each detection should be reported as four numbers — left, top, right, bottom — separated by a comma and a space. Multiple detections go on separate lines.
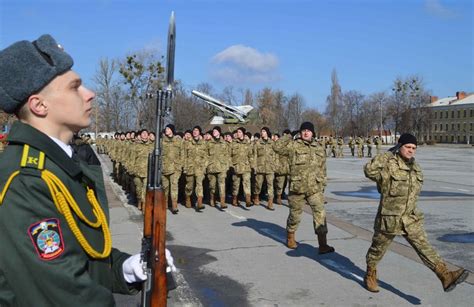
141, 11, 176, 307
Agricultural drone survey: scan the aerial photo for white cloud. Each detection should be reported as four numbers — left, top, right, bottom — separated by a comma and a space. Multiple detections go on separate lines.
210, 44, 280, 84
424, 0, 457, 19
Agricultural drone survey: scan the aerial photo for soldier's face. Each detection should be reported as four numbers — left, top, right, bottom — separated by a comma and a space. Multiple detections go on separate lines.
237, 130, 244, 139
192, 128, 200, 138
141, 131, 149, 141
399, 143, 417, 160
261, 130, 268, 139
165, 127, 173, 137
301, 129, 313, 141
212, 130, 220, 139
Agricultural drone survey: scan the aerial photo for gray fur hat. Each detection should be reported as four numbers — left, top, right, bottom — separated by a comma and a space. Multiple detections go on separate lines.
0, 34, 73, 113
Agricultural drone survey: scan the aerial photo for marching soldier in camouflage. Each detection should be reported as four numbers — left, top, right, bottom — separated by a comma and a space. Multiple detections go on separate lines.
183, 126, 208, 210
375, 136, 382, 155
130, 129, 153, 211
336, 137, 344, 158
230, 127, 253, 207
356, 136, 364, 158
273, 122, 335, 254
274, 130, 291, 206
162, 124, 183, 214
206, 126, 230, 209
363, 133, 468, 293
253, 127, 276, 210
366, 137, 373, 158
348, 136, 355, 157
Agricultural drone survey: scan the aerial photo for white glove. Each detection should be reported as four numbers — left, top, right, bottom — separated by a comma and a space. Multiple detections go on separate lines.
122, 253, 147, 283
166, 248, 177, 273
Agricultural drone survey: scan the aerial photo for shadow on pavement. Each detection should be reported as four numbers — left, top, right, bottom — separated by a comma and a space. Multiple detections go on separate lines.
233, 218, 421, 305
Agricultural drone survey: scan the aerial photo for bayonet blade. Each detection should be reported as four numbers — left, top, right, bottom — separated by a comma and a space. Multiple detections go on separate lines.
166, 11, 176, 90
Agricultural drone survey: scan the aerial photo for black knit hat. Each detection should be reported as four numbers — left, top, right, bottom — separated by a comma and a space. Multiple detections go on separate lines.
261, 126, 271, 137
299, 121, 315, 135
0, 34, 74, 114
398, 133, 417, 146
165, 124, 175, 134
212, 126, 221, 134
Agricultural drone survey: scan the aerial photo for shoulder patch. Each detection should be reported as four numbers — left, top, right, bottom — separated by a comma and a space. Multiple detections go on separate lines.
28, 218, 65, 260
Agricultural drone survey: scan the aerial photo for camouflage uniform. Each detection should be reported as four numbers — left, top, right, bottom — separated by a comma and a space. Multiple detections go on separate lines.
131, 140, 153, 209
253, 137, 276, 207
273, 135, 329, 235
364, 152, 441, 270
183, 137, 208, 202
348, 137, 355, 157
275, 142, 290, 205
336, 137, 344, 158
366, 137, 373, 158
162, 135, 183, 206
206, 137, 230, 206
356, 137, 364, 158
230, 138, 253, 205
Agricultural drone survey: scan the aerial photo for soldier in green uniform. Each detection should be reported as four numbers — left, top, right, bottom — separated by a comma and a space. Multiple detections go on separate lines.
131, 129, 152, 211
356, 136, 364, 158
230, 127, 253, 207
253, 127, 276, 210
274, 130, 290, 206
348, 136, 355, 157
162, 124, 183, 214
363, 133, 468, 293
366, 136, 373, 158
206, 126, 230, 209
183, 126, 207, 210
0, 34, 148, 305
336, 136, 344, 158
273, 122, 335, 254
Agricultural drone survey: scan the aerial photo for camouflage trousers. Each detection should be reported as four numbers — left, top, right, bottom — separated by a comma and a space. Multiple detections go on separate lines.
367, 146, 372, 157
254, 173, 274, 197
275, 174, 288, 196
357, 147, 363, 158
208, 172, 226, 198
185, 173, 205, 197
133, 176, 146, 204
350, 147, 355, 156
366, 220, 442, 271
232, 172, 251, 196
337, 146, 343, 158
162, 172, 179, 201
286, 192, 328, 235
376, 147, 381, 155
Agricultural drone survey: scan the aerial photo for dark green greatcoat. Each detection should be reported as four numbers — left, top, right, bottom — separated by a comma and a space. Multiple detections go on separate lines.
0, 121, 138, 306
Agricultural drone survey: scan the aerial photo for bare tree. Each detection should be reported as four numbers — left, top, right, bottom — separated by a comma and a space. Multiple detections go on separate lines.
286, 93, 305, 131
341, 90, 364, 136
273, 90, 288, 133
325, 69, 344, 136
256, 87, 276, 128
118, 50, 164, 130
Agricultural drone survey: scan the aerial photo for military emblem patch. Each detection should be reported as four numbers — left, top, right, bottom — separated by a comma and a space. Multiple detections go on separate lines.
28, 218, 65, 260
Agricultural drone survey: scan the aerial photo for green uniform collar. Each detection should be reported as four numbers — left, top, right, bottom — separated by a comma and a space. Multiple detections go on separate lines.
6, 121, 82, 177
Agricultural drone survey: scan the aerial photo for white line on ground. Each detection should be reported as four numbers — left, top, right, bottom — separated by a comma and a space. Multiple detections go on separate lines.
226, 210, 247, 220
321, 259, 364, 282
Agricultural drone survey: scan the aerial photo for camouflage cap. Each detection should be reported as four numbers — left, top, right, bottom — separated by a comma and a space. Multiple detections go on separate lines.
0, 34, 73, 113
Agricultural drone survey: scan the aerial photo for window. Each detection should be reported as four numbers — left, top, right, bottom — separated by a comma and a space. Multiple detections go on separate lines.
435, 135, 438, 141
471, 109, 473, 117
452, 110, 455, 118
470, 123, 473, 131
440, 112, 443, 119
446, 111, 449, 118
446, 124, 448, 131
452, 123, 455, 130
464, 110, 467, 117
434, 124, 437, 131
435, 112, 438, 119
458, 110, 461, 118
457, 123, 460, 130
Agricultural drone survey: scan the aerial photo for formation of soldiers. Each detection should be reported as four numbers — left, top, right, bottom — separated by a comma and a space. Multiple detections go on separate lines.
95, 126, 386, 214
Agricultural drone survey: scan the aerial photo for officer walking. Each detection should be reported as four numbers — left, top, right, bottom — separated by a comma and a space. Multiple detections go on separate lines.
274, 122, 335, 254
363, 133, 468, 293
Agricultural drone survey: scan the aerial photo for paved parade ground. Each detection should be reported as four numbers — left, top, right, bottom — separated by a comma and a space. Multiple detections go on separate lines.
105, 145, 473, 306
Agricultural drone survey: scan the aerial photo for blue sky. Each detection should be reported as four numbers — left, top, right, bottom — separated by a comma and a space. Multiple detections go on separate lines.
1, 0, 472, 111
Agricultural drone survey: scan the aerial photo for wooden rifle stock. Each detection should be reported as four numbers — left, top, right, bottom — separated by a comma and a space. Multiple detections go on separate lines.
143, 186, 167, 306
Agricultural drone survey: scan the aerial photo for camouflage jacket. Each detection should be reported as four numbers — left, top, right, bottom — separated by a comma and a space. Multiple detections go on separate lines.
253, 138, 276, 174
364, 152, 424, 234
207, 137, 230, 173
183, 137, 208, 175
274, 135, 327, 195
131, 141, 153, 178
230, 138, 253, 174
162, 136, 183, 175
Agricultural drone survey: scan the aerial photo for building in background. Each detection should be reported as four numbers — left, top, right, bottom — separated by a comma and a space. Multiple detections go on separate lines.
426, 92, 474, 144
